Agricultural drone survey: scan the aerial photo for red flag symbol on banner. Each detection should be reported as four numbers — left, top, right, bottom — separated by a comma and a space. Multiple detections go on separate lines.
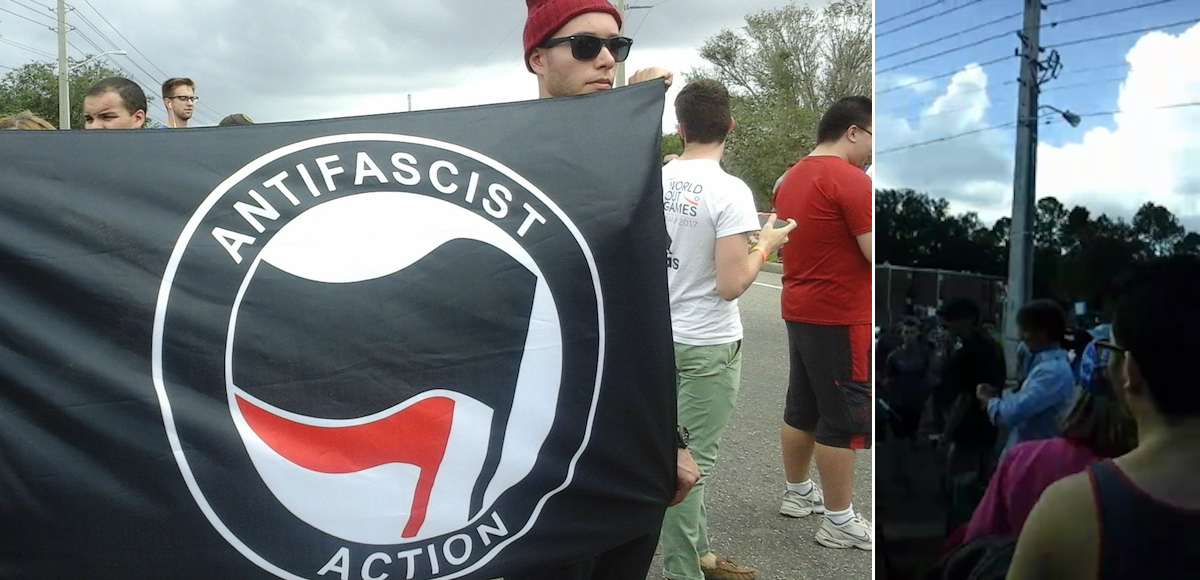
234, 394, 455, 538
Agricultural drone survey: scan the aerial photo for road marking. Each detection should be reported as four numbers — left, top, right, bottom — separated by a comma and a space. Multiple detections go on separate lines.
753, 281, 782, 290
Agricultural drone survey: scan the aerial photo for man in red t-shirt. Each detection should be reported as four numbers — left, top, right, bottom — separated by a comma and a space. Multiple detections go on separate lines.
772, 95, 873, 551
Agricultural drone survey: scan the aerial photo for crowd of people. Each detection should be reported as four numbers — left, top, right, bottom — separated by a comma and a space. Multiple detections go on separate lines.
877, 259, 1200, 578
0, 75, 253, 130
2, 0, 876, 579
657, 82, 873, 580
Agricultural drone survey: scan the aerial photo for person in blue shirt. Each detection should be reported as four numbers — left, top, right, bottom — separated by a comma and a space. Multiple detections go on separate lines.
1077, 323, 1112, 391
977, 299, 1076, 456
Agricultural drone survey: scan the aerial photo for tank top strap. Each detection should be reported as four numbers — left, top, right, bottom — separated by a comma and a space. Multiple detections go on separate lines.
1087, 459, 1200, 579
1088, 460, 1131, 580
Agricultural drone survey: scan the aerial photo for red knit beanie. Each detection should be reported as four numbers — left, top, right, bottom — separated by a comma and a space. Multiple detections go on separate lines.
523, 0, 623, 72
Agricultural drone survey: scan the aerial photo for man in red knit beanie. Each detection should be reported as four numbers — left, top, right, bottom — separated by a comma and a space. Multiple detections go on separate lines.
506, 2, 694, 580
524, 0, 672, 98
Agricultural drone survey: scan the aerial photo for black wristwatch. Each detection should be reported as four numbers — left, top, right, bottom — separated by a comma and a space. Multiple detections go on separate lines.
676, 425, 691, 449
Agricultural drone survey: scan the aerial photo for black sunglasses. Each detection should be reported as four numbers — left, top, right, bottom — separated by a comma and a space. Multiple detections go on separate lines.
541, 34, 633, 63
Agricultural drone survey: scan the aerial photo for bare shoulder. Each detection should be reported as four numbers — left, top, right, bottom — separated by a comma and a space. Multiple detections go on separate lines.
1008, 471, 1100, 580
1039, 471, 1096, 512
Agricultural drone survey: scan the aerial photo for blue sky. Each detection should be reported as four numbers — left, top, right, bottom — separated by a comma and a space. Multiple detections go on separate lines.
874, 0, 1200, 227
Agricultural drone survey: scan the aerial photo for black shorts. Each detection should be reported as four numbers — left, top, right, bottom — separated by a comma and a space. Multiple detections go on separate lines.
784, 321, 872, 449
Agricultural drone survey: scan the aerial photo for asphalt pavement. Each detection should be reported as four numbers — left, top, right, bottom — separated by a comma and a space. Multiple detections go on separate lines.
644, 270, 874, 580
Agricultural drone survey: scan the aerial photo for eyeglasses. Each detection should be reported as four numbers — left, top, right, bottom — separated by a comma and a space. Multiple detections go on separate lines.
169, 96, 200, 103
540, 34, 633, 63
857, 126, 873, 136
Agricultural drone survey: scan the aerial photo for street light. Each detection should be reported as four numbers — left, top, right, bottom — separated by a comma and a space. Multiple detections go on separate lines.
1039, 104, 1081, 127
59, 50, 128, 129
70, 50, 127, 71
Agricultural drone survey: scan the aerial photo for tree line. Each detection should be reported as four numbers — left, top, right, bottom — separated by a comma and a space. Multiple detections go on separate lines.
876, 188, 1200, 312
662, 0, 872, 208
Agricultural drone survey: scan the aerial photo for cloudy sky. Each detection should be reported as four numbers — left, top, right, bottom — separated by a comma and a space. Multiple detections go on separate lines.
0, 0, 825, 133
874, 0, 1200, 229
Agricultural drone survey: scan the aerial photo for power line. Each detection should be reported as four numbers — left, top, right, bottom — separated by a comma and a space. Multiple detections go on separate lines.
877, 1, 944, 27
878, 54, 1014, 95
79, 0, 169, 79
882, 101, 1200, 154
877, 0, 987, 38
449, 6, 524, 90
877, 29, 1011, 74
9, 0, 57, 23
1064, 62, 1129, 75
0, 37, 55, 59
878, 10, 1021, 61
69, 12, 163, 91
72, 0, 223, 124
1042, 76, 1127, 94
878, 0, 1186, 72
892, 75, 1128, 122
1046, 0, 1182, 29
1045, 17, 1200, 49
877, 121, 1016, 155
1076, 100, 1200, 118
629, 5, 654, 38
68, 32, 218, 126
0, 6, 54, 28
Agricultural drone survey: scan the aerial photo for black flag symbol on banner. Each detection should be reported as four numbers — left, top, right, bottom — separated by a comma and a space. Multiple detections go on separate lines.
0, 82, 676, 580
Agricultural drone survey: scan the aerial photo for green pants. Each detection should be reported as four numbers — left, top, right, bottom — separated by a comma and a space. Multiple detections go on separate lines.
660, 341, 743, 580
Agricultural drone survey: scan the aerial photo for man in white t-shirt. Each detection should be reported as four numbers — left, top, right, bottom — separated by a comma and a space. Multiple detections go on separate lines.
659, 79, 796, 580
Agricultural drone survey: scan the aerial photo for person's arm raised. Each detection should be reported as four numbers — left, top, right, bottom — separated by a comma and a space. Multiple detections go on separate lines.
714, 214, 796, 301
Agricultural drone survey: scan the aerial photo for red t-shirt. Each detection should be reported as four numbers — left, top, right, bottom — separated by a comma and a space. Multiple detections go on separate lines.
773, 155, 872, 325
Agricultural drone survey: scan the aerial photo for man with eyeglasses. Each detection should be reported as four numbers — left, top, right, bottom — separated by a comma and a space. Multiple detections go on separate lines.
772, 96, 875, 550
162, 77, 197, 128
508, 1, 693, 579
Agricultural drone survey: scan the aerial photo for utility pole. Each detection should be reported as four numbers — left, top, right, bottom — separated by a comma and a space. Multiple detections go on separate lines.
1003, 0, 1044, 378
613, 0, 626, 87
57, 0, 70, 129
407, 94, 412, 112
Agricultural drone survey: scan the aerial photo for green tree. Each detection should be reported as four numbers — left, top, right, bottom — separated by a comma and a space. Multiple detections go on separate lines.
1132, 201, 1185, 257
874, 189, 1200, 312
692, 0, 871, 207
660, 133, 683, 159
0, 57, 123, 127
1174, 232, 1200, 255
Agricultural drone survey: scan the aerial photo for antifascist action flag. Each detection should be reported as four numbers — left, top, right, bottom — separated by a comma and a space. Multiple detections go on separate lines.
0, 82, 676, 580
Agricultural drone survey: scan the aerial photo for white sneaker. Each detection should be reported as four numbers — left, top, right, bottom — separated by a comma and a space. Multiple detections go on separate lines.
780, 488, 824, 518
816, 513, 873, 550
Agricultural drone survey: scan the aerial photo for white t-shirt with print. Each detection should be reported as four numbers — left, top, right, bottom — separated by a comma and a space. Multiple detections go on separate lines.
662, 159, 761, 346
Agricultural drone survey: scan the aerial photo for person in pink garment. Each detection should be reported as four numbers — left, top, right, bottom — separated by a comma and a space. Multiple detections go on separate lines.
957, 366, 1136, 544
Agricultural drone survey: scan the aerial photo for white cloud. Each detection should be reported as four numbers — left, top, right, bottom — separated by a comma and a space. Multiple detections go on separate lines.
877, 23, 1200, 225
874, 62, 1013, 218
1037, 25, 1200, 220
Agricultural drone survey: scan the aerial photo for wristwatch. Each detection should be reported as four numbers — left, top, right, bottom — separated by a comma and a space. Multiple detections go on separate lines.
676, 425, 691, 449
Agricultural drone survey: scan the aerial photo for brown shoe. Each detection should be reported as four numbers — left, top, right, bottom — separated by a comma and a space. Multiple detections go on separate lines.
701, 556, 757, 580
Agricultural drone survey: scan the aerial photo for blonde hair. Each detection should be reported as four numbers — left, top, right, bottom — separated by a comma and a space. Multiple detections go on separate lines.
0, 110, 55, 130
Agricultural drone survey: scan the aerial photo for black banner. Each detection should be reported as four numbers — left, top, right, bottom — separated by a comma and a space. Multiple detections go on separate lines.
0, 82, 675, 579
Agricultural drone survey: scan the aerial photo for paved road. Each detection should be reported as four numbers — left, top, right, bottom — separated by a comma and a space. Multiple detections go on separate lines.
644, 271, 874, 580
